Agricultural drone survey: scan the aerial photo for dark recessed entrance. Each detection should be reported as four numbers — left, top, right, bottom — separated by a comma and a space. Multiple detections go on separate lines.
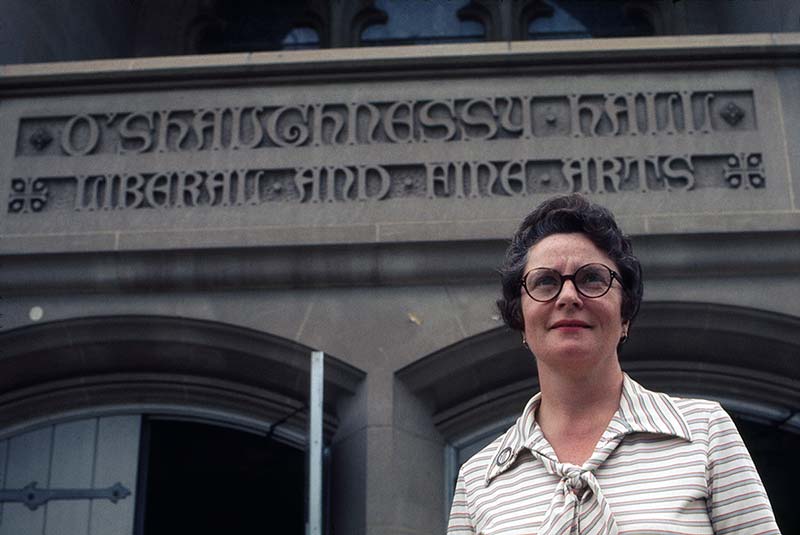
137, 419, 305, 535
734, 418, 799, 534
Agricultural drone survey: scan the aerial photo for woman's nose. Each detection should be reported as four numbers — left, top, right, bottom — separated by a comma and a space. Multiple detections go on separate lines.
556, 279, 583, 306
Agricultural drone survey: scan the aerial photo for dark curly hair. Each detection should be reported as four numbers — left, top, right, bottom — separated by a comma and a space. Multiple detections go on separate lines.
497, 193, 643, 337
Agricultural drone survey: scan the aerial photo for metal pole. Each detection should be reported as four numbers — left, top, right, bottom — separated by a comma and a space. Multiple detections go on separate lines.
308, 350, 324, 535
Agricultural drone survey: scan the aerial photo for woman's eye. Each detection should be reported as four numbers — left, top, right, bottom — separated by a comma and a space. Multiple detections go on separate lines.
578, 269, 607, 285
533, 274, 558, 288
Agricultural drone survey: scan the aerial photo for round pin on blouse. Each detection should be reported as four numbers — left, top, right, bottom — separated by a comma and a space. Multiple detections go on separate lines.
497, 447, 512, 465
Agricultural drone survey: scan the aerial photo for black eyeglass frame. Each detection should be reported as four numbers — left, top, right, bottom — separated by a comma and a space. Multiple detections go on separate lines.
521, 263, 624, 303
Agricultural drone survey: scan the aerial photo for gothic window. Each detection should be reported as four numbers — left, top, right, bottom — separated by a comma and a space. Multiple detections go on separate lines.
282, 27, 322, 50
528, 0, 653, 40
361, 0, 484, 46
192, 2, 313, 54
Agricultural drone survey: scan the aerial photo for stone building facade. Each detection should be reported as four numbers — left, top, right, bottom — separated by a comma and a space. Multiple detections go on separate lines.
0, 1, 799, 534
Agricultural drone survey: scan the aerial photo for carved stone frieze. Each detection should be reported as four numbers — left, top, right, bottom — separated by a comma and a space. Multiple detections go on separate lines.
8, 178, 48, 213
28, 128, 53, 152
5, 86, 766, 217
720, 101, 745, 126
13, 90, 755, 157
723, 153, 765, 189
6, 152, 763, 215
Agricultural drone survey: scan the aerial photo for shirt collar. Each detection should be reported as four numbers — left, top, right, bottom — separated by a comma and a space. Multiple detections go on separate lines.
483, 373, 693, 487
607, 374, 693, 441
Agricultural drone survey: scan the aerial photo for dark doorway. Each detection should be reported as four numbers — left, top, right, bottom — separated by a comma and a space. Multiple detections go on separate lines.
733, 416, 799, 534
137, 418, 305, 534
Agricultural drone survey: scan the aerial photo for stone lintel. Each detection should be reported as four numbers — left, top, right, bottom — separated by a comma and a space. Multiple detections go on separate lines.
0, 231, 797, 296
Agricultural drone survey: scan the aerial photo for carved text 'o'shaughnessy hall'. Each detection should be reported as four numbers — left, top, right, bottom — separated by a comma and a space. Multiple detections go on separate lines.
9, 89, 765, 214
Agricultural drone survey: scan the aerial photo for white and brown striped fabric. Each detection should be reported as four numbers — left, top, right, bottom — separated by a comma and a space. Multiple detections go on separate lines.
448, 375, 781, 535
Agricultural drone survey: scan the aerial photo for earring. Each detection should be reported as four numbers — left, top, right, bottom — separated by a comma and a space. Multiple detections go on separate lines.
522, 338, 529, 349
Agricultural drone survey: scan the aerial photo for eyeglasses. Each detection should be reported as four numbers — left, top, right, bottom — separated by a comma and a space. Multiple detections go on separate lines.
522, 263, 622, 302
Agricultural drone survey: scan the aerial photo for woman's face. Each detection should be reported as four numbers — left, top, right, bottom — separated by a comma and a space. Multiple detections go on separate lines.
521, 233, 628, 374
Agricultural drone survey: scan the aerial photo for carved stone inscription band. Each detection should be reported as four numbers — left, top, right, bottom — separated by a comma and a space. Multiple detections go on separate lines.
17, 90, 754, 156
8, 88, 762, 215
7, 152, 765, 214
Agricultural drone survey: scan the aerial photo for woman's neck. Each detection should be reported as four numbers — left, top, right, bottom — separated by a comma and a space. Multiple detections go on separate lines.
534, 362, 624, 464
537, 361, 624, 421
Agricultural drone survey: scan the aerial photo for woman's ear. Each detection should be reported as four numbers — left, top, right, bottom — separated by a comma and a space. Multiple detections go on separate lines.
619, 319, 630, 345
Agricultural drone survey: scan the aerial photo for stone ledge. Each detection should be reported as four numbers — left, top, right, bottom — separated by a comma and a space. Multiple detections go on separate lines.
0, 231, 797, 295
2, 211, 799, 255
2, 33, 799, 92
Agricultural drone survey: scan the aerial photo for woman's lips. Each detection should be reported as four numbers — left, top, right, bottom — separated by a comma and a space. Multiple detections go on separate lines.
550, 320, 591, 329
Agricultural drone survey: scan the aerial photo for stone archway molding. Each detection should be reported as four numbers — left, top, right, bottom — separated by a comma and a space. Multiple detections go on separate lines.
398, 301, 800, 442
0, 315, 365, 439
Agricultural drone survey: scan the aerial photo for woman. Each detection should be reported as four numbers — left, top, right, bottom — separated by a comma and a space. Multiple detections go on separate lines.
447, 194, 780, 535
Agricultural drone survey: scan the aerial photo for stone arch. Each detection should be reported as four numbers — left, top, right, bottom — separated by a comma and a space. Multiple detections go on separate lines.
0, 314, 364, 439
398, 301, 800, 442
620, 301, 800, 422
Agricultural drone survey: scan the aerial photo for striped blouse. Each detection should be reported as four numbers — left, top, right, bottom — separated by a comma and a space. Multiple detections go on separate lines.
447, 375, 781, 535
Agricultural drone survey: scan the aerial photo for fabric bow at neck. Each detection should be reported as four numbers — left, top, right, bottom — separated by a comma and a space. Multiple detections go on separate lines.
530, 451, 619, 535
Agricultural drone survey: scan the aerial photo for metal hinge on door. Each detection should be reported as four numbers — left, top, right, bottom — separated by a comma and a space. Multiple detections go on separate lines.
0, 481, 131, 510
